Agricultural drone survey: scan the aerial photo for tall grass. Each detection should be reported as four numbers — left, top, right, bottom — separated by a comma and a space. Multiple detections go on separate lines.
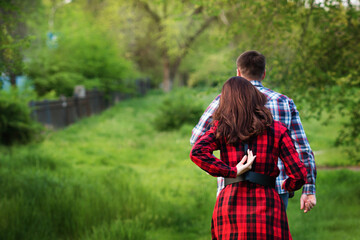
0, 88, 358, 239
0, 149, 153, 239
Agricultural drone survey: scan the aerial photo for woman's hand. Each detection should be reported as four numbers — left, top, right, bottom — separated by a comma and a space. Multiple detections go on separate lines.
236, 149, 256, 176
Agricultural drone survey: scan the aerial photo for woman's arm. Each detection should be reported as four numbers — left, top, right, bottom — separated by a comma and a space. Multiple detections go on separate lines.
190, 124, 238, 178
279, 128, 308, 192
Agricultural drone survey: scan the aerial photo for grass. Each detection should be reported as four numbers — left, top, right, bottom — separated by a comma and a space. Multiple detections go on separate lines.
301, 112, 354, 167
287, 170, 360, 240
0, 88, 359, 239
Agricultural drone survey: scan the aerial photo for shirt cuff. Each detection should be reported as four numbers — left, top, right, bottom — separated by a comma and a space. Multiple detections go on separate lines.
302, 184, 316, 195
229, 167, 238, 178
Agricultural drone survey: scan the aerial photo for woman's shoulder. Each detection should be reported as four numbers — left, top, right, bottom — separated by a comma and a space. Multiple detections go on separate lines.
270, 120, 288, 134
206, 120, 218, 134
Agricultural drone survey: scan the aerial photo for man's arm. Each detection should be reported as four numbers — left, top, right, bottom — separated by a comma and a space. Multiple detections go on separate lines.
288, 99, 317, 196
190, 94, 221, 145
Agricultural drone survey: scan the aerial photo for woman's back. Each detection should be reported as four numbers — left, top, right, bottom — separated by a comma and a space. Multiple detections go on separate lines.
190, 77, 307, 240
218, 121, 292, 177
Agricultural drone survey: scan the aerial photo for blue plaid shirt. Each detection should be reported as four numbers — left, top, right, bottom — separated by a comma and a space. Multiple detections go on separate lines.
190, 80, 316, 196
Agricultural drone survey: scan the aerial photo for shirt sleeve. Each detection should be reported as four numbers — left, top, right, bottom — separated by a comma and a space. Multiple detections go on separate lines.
288, 99, 317, 195
190, 94, 220, 145
279, 127, 308, 192
190, 124, 238, 178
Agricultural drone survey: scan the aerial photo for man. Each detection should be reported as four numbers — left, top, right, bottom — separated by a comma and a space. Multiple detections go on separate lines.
190, 50, 316, 213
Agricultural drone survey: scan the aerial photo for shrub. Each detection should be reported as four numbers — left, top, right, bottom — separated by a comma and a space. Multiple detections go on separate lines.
154, 89, 204, 131
0, 93, 42, 146
33, 72, 87, 97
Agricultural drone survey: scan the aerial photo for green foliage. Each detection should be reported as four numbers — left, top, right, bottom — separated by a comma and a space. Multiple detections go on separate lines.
0, 91, 42, 146
33, 72, 87, 97
184, 40, 235, 87
24, 1, 140, 97
0, 0, 41, 79
153, 89, 204, 131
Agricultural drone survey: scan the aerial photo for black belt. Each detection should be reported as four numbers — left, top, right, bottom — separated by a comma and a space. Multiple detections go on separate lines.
224, 171, 276, 188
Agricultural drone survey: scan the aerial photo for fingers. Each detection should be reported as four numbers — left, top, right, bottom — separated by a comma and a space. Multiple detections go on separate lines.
245, 155, 255, 167
244, 158, 255, 172
240, 155, 248, 164
304, 201, 314, 213
300, 195, 305, 210
237, 149, 256, 176
248, 150, 256, 163
307, 200, 315, 210
304, 203, 310, 213
309, 195, 317, 206
247, 149, 256, 159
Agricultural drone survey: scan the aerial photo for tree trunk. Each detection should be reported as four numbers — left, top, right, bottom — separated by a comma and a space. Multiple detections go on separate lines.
163, 55, 171, 92
10, 72, 16, 87
163, 56, 181, 91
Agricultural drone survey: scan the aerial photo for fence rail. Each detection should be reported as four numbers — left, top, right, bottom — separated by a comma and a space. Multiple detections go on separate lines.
29, 79, 151, 129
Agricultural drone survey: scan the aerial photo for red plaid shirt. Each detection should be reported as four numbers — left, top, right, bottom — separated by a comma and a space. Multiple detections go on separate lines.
190, 121, 307, 239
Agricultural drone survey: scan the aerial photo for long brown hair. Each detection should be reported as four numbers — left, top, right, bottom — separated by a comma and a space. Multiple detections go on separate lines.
213, 77, 273, 144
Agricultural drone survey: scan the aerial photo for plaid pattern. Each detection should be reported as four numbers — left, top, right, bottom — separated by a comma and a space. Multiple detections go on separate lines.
190, 80, 316, 196
190, 121, 307, 240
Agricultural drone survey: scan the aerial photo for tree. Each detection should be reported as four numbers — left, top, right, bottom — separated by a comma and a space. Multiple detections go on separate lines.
105, 0, 236, 91
0, 0, 41, 87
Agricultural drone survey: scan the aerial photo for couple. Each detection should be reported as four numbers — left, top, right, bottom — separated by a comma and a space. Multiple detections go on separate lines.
190, 51, 317, 240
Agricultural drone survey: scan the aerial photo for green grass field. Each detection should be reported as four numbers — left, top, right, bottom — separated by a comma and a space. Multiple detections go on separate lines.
0, 89, 359, 239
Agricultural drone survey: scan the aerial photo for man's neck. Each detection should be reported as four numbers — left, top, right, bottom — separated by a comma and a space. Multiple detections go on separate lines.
237, 73, 262, 82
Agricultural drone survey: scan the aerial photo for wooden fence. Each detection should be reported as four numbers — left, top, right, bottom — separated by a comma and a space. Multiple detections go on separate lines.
29, 79, 151, 129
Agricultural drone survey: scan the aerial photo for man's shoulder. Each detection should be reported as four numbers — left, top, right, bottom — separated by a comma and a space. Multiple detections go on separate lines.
259, 86, 293, 104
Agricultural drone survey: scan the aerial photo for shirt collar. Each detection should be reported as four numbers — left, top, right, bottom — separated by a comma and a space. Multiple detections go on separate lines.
250, 80, 263, 87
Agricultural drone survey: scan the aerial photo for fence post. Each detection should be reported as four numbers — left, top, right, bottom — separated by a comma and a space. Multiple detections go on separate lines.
44, 100, 52, 126
29, 101, 37, 121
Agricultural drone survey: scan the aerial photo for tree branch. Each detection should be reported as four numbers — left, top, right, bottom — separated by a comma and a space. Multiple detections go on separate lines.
190, 5, 203, 16
184, 6, 204, 32
171, 15, 217, 71
134, 0, 161, 24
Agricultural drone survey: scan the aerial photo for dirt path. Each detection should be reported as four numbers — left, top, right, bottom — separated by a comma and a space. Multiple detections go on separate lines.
317, 166, 360, 171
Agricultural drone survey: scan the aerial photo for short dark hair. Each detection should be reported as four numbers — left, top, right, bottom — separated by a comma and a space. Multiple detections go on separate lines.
236, 51, 266, 80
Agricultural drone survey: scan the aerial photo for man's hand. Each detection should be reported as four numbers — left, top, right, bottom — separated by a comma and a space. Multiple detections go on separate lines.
280, 179, 286, 189
300, 194, 316, 213
236, 150, 256, 176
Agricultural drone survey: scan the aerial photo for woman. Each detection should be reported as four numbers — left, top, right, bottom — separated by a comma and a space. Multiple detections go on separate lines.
190, 77, 307, 240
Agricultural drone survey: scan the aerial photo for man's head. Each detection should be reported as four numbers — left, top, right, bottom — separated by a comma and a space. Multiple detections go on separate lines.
236, 50, 266, 81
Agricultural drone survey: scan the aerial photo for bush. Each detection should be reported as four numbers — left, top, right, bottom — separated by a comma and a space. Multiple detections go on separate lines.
0, 93, 42, 146
33, 72, 87, 97
154, 89, 204, 131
